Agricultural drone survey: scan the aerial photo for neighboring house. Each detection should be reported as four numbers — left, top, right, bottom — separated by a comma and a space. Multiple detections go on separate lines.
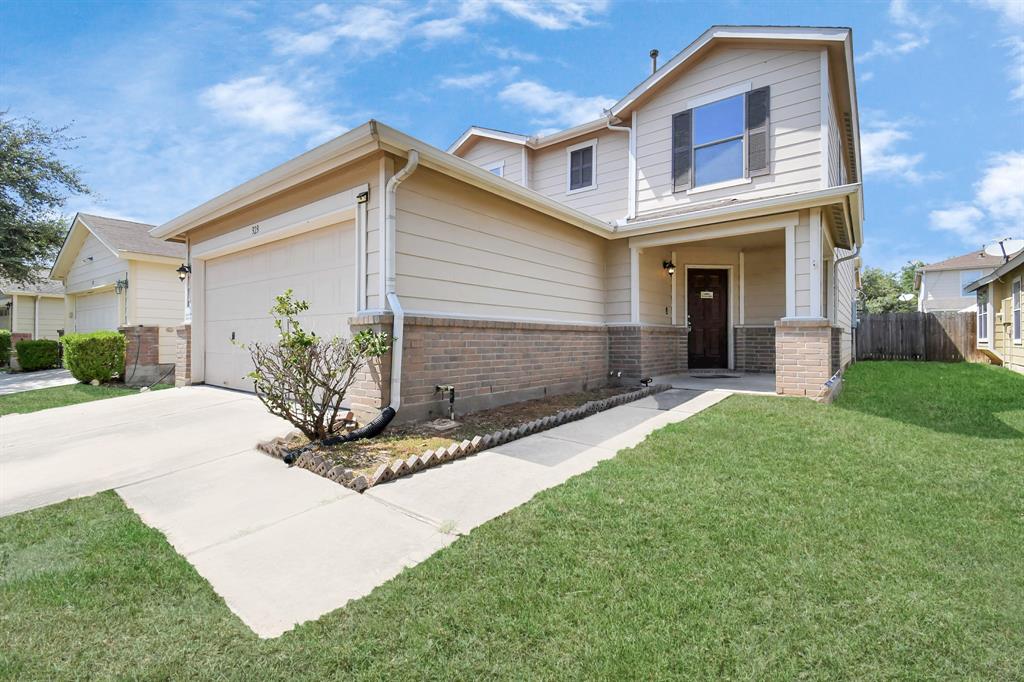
151, 25, 864, 421
967, 250, 1024, 374
914, 249, 1008, 313
0, 275, 65, 342
49, 213, 186, 364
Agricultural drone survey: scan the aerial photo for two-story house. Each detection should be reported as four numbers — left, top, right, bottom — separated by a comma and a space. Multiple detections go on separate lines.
152, 25, 864, 422
914, 248, 1011, 313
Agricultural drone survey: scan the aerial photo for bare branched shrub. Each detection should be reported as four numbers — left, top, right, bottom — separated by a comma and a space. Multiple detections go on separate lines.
244, 290, 390, 440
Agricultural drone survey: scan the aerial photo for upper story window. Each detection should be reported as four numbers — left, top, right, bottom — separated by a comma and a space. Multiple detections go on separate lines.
673, 86, 770, 192
693, 95, 745, 186
960, 270, 983, 296
484, 160, 504, 177
566, 139, 597, 193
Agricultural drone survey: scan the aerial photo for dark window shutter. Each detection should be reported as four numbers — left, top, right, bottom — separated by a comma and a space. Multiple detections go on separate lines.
671, 110, 692, 192
746, 86, 770, 177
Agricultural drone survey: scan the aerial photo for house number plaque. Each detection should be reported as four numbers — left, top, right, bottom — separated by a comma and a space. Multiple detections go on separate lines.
700, 291, 714, 299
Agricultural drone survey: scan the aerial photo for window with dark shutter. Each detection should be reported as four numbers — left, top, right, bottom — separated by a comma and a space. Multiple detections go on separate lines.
672, 110, 692, 191
569, 145, 594, 191
746, 86, 770, 176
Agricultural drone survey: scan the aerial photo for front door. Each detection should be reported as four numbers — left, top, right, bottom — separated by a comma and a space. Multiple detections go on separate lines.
687, 269, 728, 369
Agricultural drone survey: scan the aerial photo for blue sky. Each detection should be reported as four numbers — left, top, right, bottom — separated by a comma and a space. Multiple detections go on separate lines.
2, 0, 1022, 270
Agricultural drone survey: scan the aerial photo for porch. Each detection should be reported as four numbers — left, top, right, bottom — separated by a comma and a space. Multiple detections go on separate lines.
616, 207, 856, 399
654, 371, 777, 395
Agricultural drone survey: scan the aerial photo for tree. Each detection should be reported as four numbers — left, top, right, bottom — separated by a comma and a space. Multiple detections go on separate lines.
859, 260, 925, 314
0, 112, 90, 283
245, 290, 391, 441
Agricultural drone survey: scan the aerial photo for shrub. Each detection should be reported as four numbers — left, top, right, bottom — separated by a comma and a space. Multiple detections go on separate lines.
245, 290, 391, 440
15, 339, 60, 371
61, 331, 126, 383
0, 329, 10, 366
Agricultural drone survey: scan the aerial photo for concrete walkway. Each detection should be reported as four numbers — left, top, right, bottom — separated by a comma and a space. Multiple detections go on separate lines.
116, 387, 730, 638
0, 368, 77, 395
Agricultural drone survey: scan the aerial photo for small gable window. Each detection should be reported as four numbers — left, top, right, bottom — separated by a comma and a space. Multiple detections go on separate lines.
567, 139, 597, 193
484, 160, 504, 177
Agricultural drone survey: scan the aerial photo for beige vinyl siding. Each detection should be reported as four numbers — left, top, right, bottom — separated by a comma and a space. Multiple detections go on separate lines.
635, 46, 823, 216
37, 297, 64, 340
833, 245, 856, 367
394, 167, 606, 323
131, 260, 185, 363
743, 247, 785, 324
460, 139, 524, 185
822, 69, 846, 187
14, 295, 34, 333
638, 246, 674, 324
604, 240, 631, 323
530, 128, 629, 223
65, 232, 126, 293
988, 266, 1024, 372
920, 269, 990, 312
186, 154, 380, 311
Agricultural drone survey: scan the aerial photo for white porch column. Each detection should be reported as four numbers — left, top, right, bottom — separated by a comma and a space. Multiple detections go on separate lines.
785, 224, 796, 318
809, 207, 823, 318
189, 258, 206, 384
629, 247, 640, 323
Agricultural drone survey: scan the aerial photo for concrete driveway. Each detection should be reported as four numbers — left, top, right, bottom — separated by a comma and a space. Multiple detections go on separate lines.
0, 386, 291, 516
0, 368, 78, 395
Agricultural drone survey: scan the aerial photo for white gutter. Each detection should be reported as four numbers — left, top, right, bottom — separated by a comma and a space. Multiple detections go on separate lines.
605, 118, 635, 221
384, 150, 420, 411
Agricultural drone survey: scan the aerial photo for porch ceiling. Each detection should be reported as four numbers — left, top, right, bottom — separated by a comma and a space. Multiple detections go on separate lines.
674, 229, 784, 251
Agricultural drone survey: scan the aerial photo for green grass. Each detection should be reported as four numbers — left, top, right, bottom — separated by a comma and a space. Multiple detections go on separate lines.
0, 383, 171, 416
1, 362, 1021, 680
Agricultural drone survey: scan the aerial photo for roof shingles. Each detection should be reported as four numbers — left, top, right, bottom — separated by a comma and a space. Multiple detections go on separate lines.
78, 213, 184, 259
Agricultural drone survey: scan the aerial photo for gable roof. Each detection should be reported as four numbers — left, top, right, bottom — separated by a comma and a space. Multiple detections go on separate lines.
964, 248, 1024, 293
918, 249, 1008, 272
50, 213, 185, 280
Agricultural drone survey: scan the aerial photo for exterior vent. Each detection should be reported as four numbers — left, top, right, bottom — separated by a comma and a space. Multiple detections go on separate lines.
843, 112, 858, 181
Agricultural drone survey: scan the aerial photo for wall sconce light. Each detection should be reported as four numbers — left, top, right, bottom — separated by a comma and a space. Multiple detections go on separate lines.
176, 263, 192, 282
114, 278, 129, 295
662, 260, 676, 275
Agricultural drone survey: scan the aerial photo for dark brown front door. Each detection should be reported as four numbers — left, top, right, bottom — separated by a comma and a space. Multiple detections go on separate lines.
687, 269, 728, 369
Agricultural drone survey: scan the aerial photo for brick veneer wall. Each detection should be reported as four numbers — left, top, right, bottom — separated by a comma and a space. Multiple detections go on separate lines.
774, 318, 832, 398
734, 326, 776, 373
640, 326, 687, 377
175, 324, 191, 387
120, 325, 160, 366
831, 326, 842, 376
350, 314, 609, 423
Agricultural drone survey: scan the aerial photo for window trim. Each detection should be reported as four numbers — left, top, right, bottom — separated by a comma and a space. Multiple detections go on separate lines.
483, 160, 504, 177
687, 90, 749, 191
1013, 276, 1022, 345
565, 138, 598, 195
977, 285, 990, 343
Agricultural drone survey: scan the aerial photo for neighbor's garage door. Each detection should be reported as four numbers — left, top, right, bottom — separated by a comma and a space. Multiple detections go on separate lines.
75, 289, 118, 333
203, 221, 355, 390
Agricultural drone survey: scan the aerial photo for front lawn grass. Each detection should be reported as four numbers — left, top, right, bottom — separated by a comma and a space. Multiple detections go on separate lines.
0, 383, 171, 416
1, 361, 1021, 679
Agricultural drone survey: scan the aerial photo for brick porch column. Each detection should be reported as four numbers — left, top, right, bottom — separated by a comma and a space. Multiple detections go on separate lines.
774, 318, 832, 397
175, 324, 192, 387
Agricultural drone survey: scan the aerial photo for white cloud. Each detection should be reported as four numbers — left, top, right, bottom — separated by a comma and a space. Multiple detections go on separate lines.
971, 0, 1024, 26
1003, 36, 1024, 100
439, 66, 520, 89
492, 0, 609, 30
498, 80, 614, 128
485, 44, 541, 62
929, 152, 1024, 246
270, 0, 607, 58
200, 75, 345, 140
860, 120, 927, 183
860, 71, 875, 82
858, 0, 935, 62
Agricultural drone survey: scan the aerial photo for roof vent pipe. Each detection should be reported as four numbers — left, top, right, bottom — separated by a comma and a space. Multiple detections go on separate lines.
649, 49, 659, 74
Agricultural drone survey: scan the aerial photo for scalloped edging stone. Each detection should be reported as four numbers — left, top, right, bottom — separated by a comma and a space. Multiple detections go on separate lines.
284, 384, 671, 492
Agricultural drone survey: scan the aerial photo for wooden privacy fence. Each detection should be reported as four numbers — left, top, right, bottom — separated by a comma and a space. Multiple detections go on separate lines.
856, 311, 981, 362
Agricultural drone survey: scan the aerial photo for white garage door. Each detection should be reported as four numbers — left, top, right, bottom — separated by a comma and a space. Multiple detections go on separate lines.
203, 221, 356, 390
75, 290, 119, 333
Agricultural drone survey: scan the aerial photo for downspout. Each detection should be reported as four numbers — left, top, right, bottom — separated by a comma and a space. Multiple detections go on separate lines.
606, 117, 634, 222
384, 150, 419, 412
